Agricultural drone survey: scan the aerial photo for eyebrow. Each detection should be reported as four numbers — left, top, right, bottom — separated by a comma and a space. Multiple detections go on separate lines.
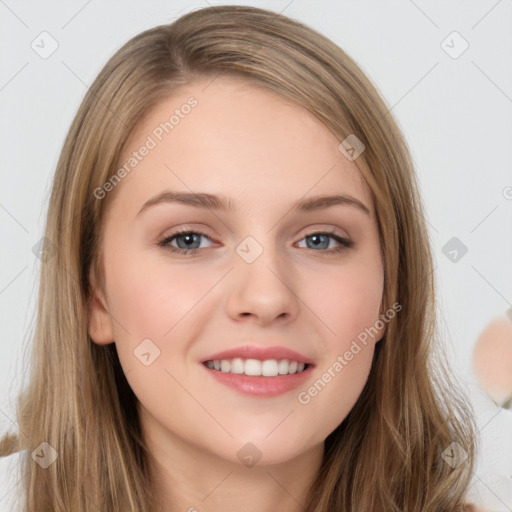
136, 191, 371, 217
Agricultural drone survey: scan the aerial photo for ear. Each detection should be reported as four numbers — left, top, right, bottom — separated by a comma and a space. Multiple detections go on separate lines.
87, 266, 115, 345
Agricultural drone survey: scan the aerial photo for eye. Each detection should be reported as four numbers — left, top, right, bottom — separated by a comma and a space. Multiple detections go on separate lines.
157, 228, 215, 255
296, 230, 353, 253
157, 228, 353, 256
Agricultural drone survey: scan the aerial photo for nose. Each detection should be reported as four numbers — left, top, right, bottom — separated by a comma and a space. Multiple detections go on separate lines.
224, 238, 300, 326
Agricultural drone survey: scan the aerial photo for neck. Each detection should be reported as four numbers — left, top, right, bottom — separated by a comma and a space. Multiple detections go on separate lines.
144, 419, 324, 512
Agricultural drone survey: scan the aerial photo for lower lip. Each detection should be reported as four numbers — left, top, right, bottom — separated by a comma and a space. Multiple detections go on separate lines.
201, 363, 314, 397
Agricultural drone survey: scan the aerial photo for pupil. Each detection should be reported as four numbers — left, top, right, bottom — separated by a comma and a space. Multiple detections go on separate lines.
309, 234, 328, 249
178, 234, 199, 249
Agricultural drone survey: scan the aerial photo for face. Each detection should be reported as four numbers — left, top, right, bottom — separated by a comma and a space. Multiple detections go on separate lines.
88, 76, 385, 467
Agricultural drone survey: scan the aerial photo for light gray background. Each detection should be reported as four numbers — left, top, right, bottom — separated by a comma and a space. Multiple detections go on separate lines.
1, 1, 511, 510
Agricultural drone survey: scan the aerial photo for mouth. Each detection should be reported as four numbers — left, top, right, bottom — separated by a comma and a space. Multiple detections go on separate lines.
203, 358, 311, 377
200, 345, 315, 397
201, 359, 314, 397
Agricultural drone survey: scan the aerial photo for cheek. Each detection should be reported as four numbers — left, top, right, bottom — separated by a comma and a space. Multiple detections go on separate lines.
307, 256, 384, 347
104, 250, 213, 402
296, 345, 374, 443
290, 251, 383, 423
105, 246, 213, 342
296, 264, 382, 434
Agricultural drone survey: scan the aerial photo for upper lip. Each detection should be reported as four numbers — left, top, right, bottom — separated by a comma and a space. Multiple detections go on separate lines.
202, 344, 315, 365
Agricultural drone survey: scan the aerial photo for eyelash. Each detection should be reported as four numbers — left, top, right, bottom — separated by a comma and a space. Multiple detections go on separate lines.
157, 227, 353, 255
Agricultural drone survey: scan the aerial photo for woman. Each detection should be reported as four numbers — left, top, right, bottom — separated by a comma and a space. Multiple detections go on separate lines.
0, 5, 479, 511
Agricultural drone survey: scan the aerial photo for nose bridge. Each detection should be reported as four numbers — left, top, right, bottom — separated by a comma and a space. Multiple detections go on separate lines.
234, 232, 286, 287
225, 231, 298, 323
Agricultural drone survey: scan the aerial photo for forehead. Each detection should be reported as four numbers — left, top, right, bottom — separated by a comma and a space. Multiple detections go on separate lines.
111, 76, 373, 216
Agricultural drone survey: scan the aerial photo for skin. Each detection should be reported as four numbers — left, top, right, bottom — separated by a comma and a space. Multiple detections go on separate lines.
88, 76, 386, 512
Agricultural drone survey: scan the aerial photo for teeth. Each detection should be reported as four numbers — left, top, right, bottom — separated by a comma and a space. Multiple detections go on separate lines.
261, 360, 279, 377
245, 359, 261, 376
230, 357, 244, 374
278, 359, 289, 374
205, 358, 308, 376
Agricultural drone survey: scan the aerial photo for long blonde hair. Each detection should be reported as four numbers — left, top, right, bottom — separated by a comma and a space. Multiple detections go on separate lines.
1, 5, 477, 511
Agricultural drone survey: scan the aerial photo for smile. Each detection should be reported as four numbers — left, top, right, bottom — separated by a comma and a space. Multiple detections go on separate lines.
204, 358, 308, 377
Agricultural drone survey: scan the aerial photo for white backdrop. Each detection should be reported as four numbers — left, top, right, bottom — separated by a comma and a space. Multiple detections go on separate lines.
1, 1, 511, 510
